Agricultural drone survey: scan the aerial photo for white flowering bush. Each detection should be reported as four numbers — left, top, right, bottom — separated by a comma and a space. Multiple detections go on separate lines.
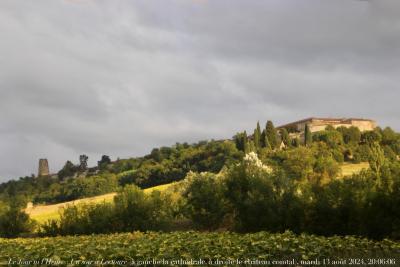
243, 152, 273, 173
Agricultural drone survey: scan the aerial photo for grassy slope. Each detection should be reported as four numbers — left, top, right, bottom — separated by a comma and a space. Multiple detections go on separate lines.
27, 163, 370, 225
340, 162, 370, 177
26, 183, 173, 224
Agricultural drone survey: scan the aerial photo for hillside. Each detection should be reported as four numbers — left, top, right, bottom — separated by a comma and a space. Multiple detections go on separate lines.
1, 120, 400, 240
2, 120, 399, 209
0, 139, 242, 206
26, 163, 369, 225
26, 183, 173, 224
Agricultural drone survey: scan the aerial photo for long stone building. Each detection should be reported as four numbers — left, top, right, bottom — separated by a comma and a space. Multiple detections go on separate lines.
278, 117, 376, 134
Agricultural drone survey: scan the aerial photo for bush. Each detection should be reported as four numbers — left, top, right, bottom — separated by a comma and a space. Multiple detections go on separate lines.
313, 156, 341, 182
116, 185, 173, 231
312, 130, 343, 148
354, 144, 371, 163
337, 126, 361, 144
40, 185, 175, 236
113, 185, 154, 231
0, 206, 35, 238
306, 180, 363, 236
282, 147, 315, 180
117, 170, 138, 186
224, 153, 302, 232
183, 173, 227, 230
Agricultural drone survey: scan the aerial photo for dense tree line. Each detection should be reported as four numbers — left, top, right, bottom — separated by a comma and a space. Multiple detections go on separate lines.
34, 174, 119, 204
115, 140, 242, 188
184, 152, 400, 240
0, 140, 242, 205
234, 121, 400, 167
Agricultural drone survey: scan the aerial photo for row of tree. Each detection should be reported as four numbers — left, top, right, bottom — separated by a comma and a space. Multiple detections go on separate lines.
57, 154, 111, 180
234, 121, 400, 161
234, 121, 285, 152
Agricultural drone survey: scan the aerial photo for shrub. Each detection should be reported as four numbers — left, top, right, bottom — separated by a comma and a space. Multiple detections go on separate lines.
183, 173, 227, 230
282, 147, 315, 180
224, 153, 302, 232
312, 130, 343, 148
0, 206, 35, 238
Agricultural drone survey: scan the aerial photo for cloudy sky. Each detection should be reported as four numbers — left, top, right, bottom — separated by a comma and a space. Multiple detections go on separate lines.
0, 0, 399, 182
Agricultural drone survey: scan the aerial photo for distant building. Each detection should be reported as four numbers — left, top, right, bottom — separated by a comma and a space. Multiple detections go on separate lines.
38, 159, 50, 177
277, 117, 376, 143
278, 117, 376, 133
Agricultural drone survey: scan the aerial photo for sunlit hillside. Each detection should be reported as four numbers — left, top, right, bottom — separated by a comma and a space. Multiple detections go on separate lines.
26, 183, 173, 224
26, 163, 369, 225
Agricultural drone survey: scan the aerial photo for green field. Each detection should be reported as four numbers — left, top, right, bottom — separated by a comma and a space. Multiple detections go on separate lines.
1, 231, 398, 266
26, 183, 173, 224
340, 162, 369, 177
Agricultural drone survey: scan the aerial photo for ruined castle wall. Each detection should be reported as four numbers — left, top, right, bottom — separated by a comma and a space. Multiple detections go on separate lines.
38, 159, 49, 177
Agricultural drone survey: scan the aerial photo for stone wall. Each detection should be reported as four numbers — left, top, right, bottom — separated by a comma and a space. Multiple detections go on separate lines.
38, 159, 49, 177
281, 118, 376, 134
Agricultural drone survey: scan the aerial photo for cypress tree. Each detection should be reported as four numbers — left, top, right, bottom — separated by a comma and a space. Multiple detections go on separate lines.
266, 120, 279, 149
261, 129, 271, 149
256, 121, 262, 138
234, 133, 242, 151
280, 128, 290, 147
243, 131, 249, 153
292, 138, 300, 147
304, 124, 312, 146
264, 133, 271, 149
253, 122, 261, 149
234, 132, 248, 152
247, 140, 256, 153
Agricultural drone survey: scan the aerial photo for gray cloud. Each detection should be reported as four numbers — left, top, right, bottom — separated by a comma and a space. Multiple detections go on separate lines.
0, 0, 399, 181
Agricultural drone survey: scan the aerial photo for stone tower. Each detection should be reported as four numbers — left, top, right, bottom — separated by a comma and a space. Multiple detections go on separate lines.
38, 159, 49, 177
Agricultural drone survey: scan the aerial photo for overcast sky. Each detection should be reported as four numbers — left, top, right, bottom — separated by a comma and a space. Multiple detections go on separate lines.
1, 0, 399, 182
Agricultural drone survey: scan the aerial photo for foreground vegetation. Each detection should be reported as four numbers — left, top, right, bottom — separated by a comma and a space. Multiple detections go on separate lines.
1, 231, 399, 266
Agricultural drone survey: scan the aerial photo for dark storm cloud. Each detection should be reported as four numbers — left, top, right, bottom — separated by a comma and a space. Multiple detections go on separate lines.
0, 0, 399, 181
